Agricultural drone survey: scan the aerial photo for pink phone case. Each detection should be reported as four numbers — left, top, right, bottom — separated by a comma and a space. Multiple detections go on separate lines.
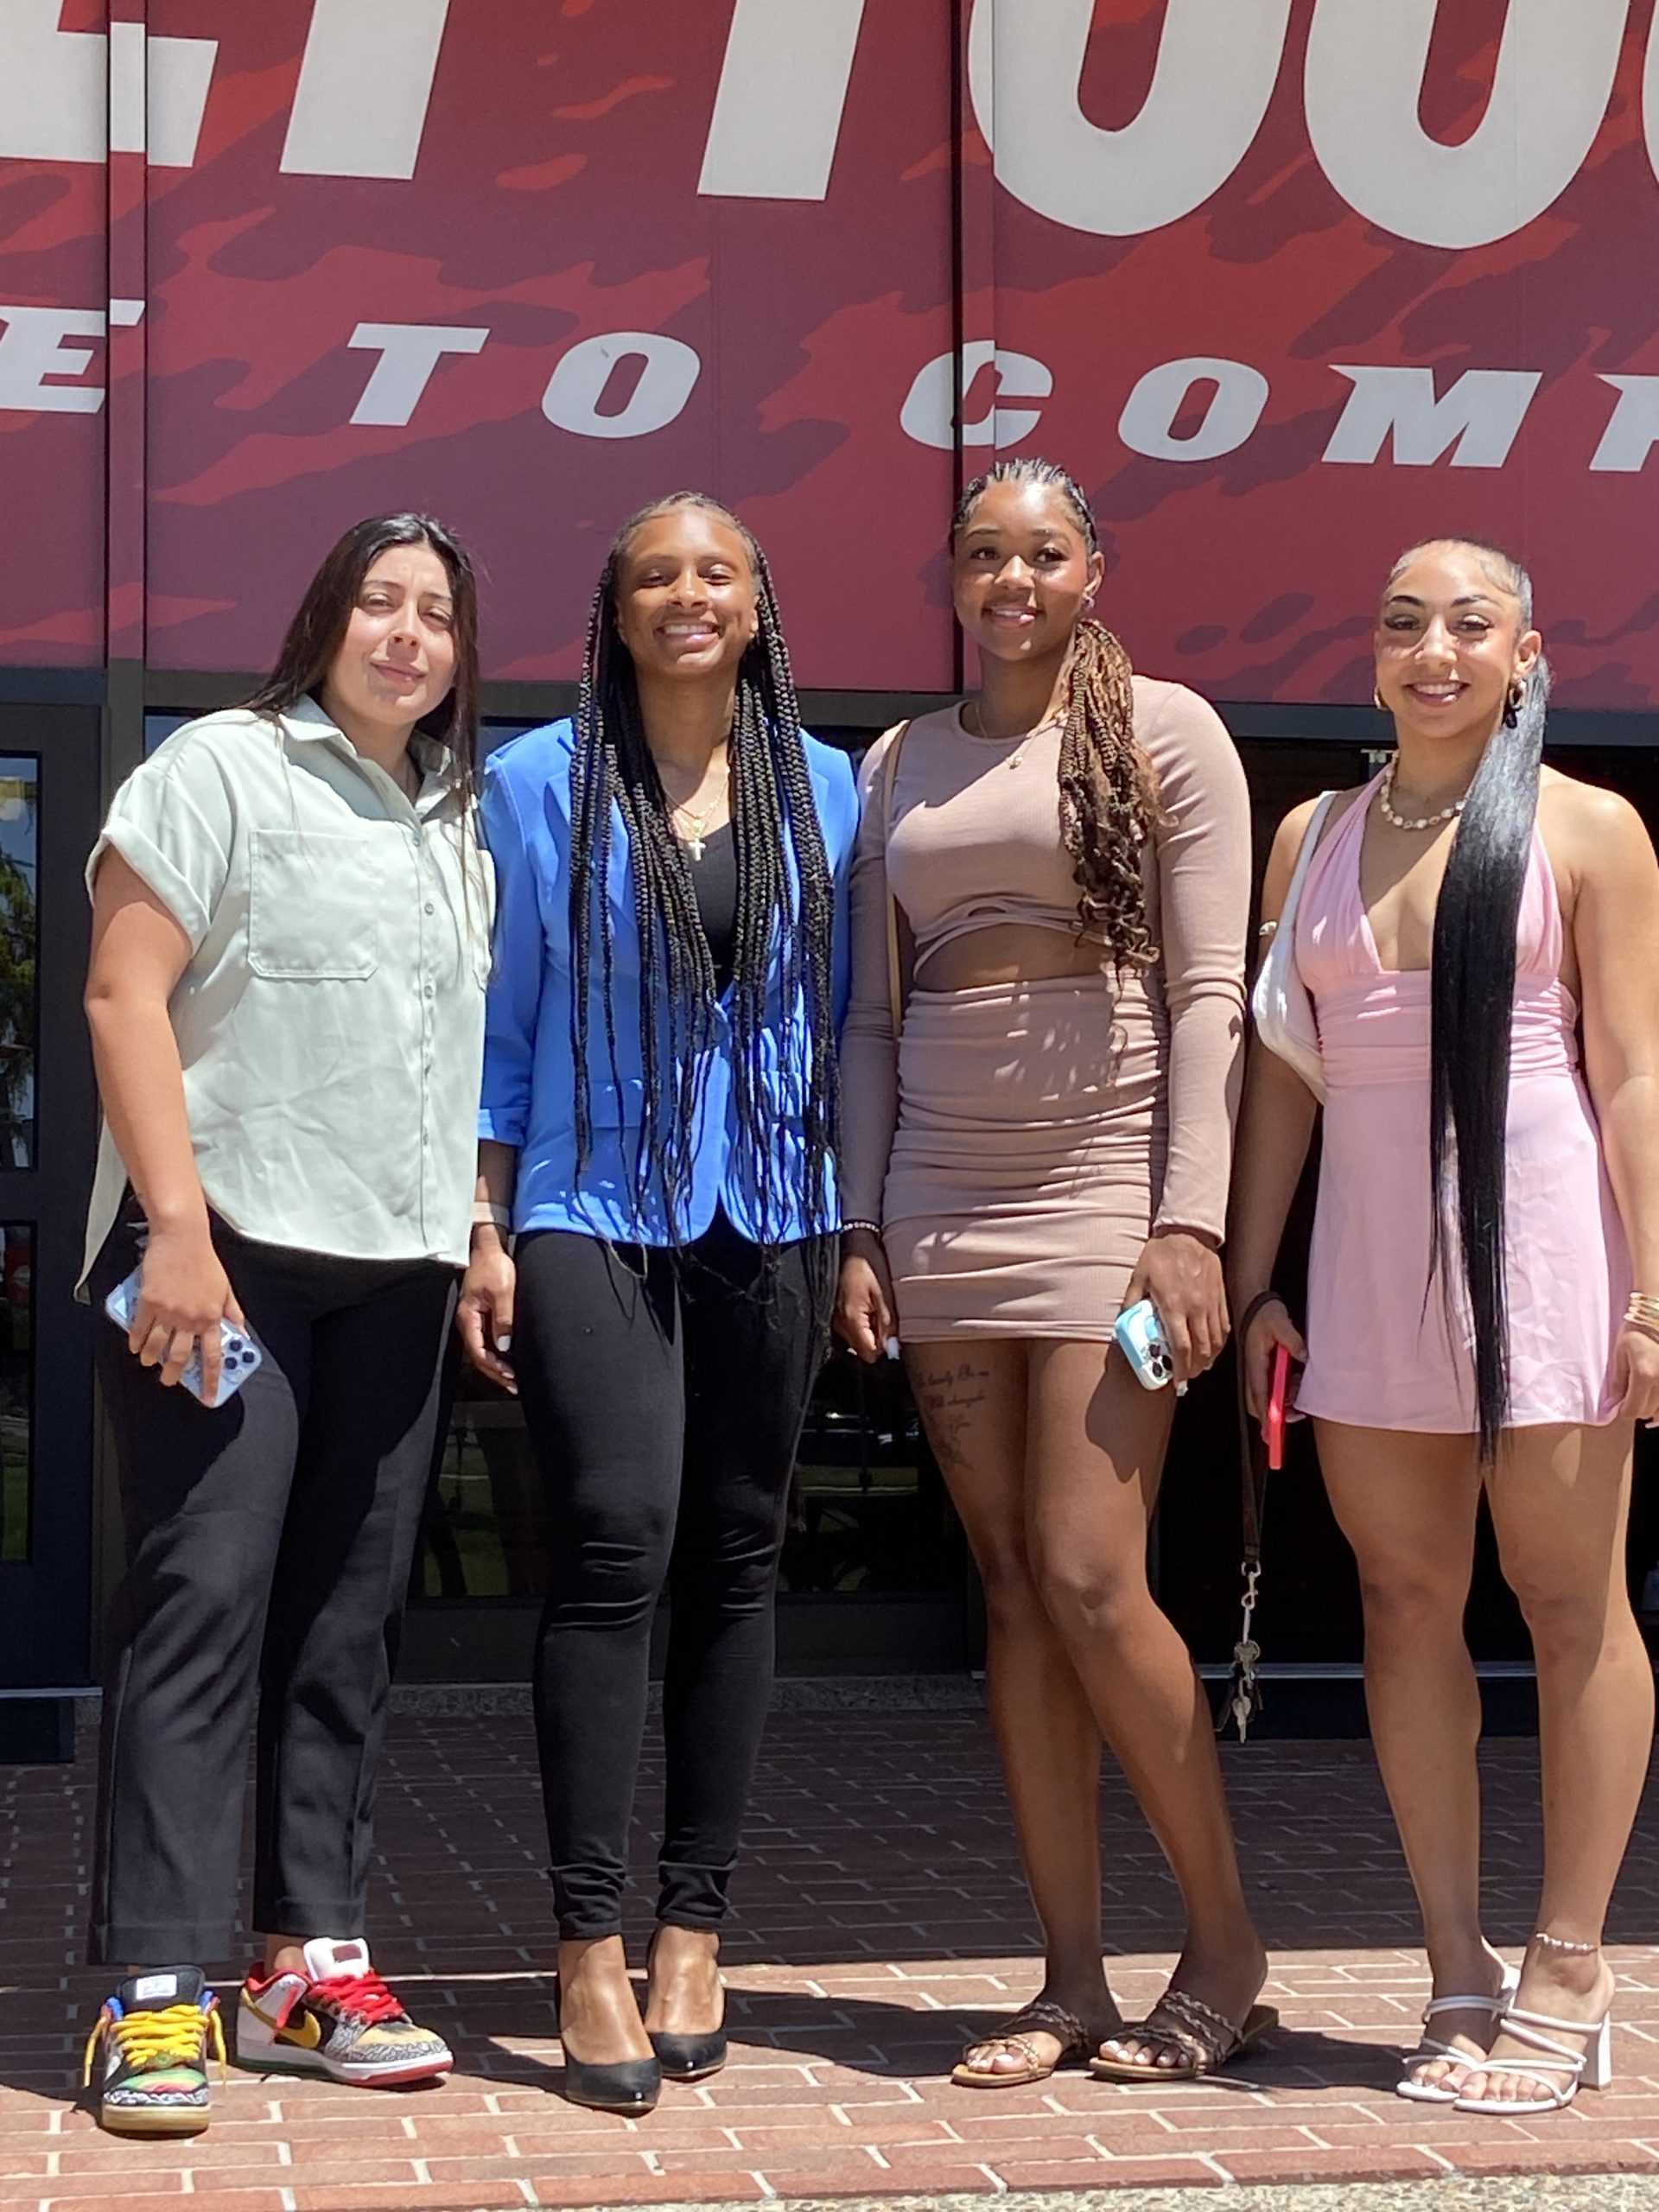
1263, 1343, 1290, 1471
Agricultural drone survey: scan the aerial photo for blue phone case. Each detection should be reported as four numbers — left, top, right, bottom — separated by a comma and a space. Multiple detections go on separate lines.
104, 1268, 263, 1408
1114, 1298, 1176, 1391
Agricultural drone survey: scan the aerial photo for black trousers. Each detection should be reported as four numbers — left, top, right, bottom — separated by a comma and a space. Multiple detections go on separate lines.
87, 1207, 456, 1966
515, 1215, 831, 1940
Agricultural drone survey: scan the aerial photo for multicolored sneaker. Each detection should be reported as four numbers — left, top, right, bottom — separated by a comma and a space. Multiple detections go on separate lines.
82, 1967, 226, 2136
237, 1938, 452, 2087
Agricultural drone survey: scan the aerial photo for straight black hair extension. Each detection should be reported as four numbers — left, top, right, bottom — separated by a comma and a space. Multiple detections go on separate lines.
1414, 542, 1548, 1459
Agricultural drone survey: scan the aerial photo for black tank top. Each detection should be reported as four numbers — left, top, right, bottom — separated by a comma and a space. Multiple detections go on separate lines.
689, 822, 737, 996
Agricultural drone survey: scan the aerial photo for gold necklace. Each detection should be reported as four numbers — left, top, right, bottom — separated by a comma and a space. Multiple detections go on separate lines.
963, 700, 1059, 769
670, 766, 729, 861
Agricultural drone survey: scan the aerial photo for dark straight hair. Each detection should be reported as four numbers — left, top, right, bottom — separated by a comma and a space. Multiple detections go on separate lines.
1403, 538, 1548, 1459
243, 512, 481, 787
566, 491, 838, 1250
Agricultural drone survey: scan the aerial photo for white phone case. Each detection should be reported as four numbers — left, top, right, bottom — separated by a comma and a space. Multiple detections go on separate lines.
104, 1267, 263, 1408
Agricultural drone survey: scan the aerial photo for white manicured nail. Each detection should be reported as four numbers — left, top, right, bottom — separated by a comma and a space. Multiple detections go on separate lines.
496, 1333, 512, 1352
884, 1337, 900, 1360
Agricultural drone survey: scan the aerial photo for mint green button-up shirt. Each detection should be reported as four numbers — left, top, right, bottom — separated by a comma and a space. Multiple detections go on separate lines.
80, 698, 493, 1288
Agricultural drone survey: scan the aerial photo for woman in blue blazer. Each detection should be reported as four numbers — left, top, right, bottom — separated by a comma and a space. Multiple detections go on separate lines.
460, 493, 856, 2113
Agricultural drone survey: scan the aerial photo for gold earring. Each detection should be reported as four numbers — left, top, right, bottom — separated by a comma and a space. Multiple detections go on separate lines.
1509, 677, 1526, 711
1373, 686, 1386, 711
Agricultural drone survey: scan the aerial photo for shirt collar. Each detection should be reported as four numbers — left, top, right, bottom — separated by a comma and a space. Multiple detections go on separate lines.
276, 695, 470, 793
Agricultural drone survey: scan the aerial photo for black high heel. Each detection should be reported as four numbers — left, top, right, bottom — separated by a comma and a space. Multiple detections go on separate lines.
552, 1974, 661, 2113
644, 1930, 728, 2082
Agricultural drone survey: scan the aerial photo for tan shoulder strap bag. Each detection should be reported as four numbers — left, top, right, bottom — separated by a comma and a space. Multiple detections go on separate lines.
877, 720, 912, 1036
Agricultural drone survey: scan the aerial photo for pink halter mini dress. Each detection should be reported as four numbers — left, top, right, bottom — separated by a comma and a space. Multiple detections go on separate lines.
1293, 772, 1630, 1433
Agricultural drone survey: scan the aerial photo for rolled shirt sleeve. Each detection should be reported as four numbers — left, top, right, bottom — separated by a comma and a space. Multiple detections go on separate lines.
86, 741, 236, 951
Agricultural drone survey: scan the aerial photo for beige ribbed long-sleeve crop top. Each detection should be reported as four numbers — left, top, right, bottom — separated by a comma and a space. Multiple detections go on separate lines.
838, 679, 1251, 1242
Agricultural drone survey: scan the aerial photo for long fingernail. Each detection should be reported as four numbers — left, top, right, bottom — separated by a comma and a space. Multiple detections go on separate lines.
496, 1333, 512, 1351
884, 1337, 900, 1360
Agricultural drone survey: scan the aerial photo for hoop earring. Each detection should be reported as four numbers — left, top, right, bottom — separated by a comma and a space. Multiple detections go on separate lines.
1503, 675, 1525, 728
1372, 687, 1386, 712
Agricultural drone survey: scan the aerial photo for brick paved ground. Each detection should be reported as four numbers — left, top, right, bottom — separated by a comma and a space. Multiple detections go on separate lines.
4, 1706, 1659, 2210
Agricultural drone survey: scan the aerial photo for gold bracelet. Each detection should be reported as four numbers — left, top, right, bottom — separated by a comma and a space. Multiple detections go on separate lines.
1625, 1293, 1659, 1323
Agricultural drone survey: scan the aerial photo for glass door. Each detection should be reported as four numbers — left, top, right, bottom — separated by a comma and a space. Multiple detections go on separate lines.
0, 703, 101, 1724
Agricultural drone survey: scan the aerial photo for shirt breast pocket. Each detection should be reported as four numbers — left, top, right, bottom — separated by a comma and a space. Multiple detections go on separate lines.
247, 830, 380, 981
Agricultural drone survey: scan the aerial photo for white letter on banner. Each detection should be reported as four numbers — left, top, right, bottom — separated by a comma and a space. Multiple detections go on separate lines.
1325, 366, 1541, 467
283, 0, 451, 180
967, 0, 1291, 237
0, 3, 214, 166
541, 334, 702, 440
347, 324, 489, 426
108, 20, 218, 167
0, 2, 104, 162
1591, 377, 1659, 472
0, 307, 106, 414
699, 0, 868, 200
1118, 358, 1269, 461
1306, 0, 1628, 249
899, 343, 1051, 453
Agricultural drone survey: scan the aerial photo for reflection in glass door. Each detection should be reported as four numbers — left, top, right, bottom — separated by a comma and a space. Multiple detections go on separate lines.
0, 762, 38, 1566
0, 708, 99, 1718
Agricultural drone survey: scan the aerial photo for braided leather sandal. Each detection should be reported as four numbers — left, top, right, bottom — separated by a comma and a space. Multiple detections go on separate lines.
952, 1999, 1092, 2089
1090, 1986, 1279, 2082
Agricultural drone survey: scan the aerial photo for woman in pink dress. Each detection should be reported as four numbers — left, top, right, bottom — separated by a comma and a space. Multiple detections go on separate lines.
1230, 538, 1659, 2117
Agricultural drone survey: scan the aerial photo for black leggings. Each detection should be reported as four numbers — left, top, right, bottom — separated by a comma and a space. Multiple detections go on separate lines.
515, 1214, 831, 1940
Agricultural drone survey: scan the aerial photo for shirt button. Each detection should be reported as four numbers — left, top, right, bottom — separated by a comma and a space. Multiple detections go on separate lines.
424, 984, 434, 999
424, 901, 435, 916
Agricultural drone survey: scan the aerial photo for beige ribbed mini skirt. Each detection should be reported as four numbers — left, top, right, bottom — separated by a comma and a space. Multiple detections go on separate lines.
882, 973, 1166, 1342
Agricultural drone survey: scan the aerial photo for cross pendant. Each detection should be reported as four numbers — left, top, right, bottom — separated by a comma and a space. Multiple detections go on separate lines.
686, 834, 706, 862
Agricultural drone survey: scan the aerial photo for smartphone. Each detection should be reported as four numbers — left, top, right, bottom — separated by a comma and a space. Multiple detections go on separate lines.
1115, 1298, 1175, 1391
1262, 1342, 1291, 1471
104, 1267, 263, 1408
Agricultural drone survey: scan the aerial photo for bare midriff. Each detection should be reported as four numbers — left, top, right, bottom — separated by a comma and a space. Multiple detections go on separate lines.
912, 919, 1105, 992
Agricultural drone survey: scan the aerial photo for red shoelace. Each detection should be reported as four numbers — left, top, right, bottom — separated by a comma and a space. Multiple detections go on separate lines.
308, 1968, 409, 2026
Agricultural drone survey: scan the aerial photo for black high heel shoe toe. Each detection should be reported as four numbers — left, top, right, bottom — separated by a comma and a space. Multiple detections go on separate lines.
648, 2025, 728, 2082
643, 1931, 728, 2082
552, 1975, 662, 2113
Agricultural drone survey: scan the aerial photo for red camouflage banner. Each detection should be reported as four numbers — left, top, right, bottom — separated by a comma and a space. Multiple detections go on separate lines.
3, 2, 1657, 707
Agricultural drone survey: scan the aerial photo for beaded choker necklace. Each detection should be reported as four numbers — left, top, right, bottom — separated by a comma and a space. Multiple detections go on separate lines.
1378, 760, 1469, 833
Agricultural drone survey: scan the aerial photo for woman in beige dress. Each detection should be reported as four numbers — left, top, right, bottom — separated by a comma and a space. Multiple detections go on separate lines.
836, 458, 1269, 2085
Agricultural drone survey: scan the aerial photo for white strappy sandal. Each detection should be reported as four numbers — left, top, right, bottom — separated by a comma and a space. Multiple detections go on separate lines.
1395, 1967, 1518, 2105
1451, 2000, 1612, 2116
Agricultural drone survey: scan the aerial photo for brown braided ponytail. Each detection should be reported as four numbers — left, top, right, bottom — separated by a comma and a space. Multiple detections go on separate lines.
952, 460, 1161, 969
